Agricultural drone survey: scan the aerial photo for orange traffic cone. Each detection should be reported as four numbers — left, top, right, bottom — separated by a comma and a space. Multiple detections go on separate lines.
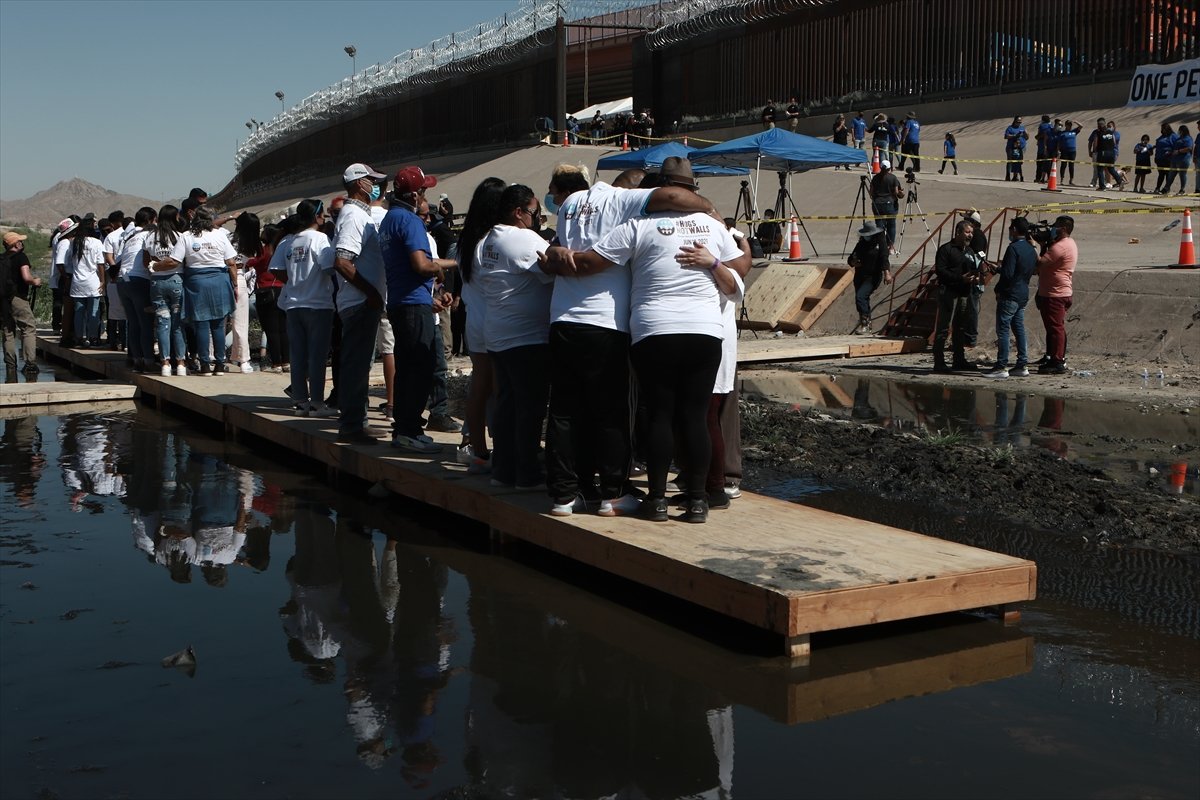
783, 216, 807, 261
621, 132, 629, 151
1041, 157, 1062, 192
683, 134, 688, 146
562, 129, 570, 147
1171, 208, 1196, 268
871, 147, 880, 175
1167, 462, 1187, 495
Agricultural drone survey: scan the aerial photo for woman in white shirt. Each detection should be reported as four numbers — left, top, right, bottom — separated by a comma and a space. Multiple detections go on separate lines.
474, 184, 552, 488
273, 199, 335, 416
113, 207, 156, 372
228, 213, 259, 373
66, 216, 107, 347
142, 205, 188, 375
161, 206, 238, 375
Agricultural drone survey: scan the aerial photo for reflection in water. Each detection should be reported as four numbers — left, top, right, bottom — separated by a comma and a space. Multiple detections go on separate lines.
0, 409, 1197, 798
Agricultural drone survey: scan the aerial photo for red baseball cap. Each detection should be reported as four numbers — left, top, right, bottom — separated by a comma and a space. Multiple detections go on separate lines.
393, 166, 437, 196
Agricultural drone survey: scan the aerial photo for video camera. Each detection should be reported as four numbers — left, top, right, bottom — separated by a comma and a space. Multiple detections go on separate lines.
1027, 219, 1056, 246
903, 167, 919, 185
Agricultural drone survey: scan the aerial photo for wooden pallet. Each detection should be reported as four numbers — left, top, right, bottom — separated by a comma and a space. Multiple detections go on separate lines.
739, 262, 855, 332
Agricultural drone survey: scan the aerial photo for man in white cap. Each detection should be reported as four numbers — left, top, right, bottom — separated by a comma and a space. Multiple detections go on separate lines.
847, 221, 891, 334
869, 160, 902, 252
332, 163, 388, 444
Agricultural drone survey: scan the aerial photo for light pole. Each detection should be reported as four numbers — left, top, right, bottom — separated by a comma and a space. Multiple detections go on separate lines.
275, 90, 285, 113
344, 45, 357, 78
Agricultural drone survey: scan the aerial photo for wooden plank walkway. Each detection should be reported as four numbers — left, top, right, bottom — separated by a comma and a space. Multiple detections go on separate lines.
737, 334, 927, 365
0, 379, 137, 408
35, 333, 1036, 657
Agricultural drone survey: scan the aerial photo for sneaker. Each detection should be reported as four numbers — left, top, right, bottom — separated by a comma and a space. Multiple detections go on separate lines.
982, 367, 1009, 379
467, 456, 492, 475
213, 364, 225, 376
629, 462, 647, 477
415, 433, 435, 444
378, 402, 393, 420
336, 430, 379, 445
392, 434, 441, 454
724, 483, 742, 499
239, 362, 253, 374
550, 495, 586, 517
707, 491, 731, 510
308, 402, 339, 418
638, 496, 669, 522
682, 498, 709, 524
1033, 355, 1052, 366
597, 494, 641, 517
456, 444, 475, 465
174, 364, 188, 377
1010, 366, 1030, 377
161, 364, 172, 377
21, 362, 39, 375
425, 413, 462, 433
1038, 362, 1067, 375
293, 403, 310, 417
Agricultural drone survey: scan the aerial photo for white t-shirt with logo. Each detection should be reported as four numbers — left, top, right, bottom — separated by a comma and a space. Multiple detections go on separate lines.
474, 224, 552, 352
142, 231, 182, 277
333, 202, 387, 313
67, 238, 106, 298
275, 228, 335, 312
117, 229, 151, 280
170, 229, 236, 272
592, 213, 741, 344
553, 182, 653, 332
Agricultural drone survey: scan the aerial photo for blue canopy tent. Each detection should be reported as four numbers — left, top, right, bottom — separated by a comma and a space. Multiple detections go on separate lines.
688, 128, 867, 254
596, 140, 750, 177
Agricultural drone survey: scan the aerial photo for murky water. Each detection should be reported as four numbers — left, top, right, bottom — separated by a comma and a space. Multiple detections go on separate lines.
2, 408, 1198, 799
742, 371, 1200, 495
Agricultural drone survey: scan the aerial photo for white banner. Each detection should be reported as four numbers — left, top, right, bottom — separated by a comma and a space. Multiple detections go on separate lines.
1127, 58, 1200, 107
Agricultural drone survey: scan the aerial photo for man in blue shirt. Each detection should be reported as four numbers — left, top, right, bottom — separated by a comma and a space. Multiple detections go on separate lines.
983, 217, 1038, 379
379, 166, 459, 453
1004, 117, 1028, 181
898, 111, 921, 172
1035, 115, 1054, 183
851, 112, 867, 152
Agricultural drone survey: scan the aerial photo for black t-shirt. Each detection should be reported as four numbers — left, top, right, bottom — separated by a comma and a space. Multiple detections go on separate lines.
871, 172, 901, 201
787, 103, 800, 117
8, 251, 30, 300
850, 234, 889, 276
761, 105, 776, 123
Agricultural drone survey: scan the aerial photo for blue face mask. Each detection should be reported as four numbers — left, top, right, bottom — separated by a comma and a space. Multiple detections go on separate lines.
369, 184, 381, 202
543, 193, 559, 215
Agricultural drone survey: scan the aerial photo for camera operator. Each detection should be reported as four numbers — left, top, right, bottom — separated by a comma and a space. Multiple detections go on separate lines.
1033, 215, 1076, 375
982, 217, 1037, 379
848, 221, 891, 335
870, 160, 903, 253
931, 219, 980, 373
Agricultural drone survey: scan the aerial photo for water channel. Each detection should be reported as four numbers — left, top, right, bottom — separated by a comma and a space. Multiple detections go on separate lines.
1, 394, 1198, 798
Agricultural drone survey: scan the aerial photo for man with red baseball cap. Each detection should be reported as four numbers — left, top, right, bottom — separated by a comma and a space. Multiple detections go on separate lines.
379, 166, 459, 453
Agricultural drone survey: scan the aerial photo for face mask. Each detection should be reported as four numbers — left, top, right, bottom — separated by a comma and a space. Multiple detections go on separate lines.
369, 185, 381, 202
543, 193, 559, 215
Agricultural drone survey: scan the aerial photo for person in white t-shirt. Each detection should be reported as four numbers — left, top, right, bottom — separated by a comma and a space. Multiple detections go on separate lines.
332, 164, 387, 442
49, 217, 75, 336
474, 184, 552, 488
273, 199, 336, 416
113, 207, 157, 372
541, 161, 717, 518
52, 220, 78, 345
66, 217, 107, 347
160, 206, 238, 375
142, 205, 189, 375
228, 214, 262, 373
565, 163, 745, 524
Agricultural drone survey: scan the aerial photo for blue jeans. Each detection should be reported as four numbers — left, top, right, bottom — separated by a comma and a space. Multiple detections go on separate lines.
73, 296, 101, 343
429, 322, 449, 416
192, 318, 225, 368
387, 304, 437, 438
337, 302, 381, 434
287, 307, 334, 405
151, 275, 186, 363
995, 297, 1028, 369
854, 270, 882, 317
117, 277, 153, 364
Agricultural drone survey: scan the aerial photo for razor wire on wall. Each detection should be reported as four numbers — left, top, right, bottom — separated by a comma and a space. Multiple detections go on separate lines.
646, 0, 835, 48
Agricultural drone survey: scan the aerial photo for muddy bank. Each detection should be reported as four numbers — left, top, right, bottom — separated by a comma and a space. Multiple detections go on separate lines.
738, 400, 1200, 556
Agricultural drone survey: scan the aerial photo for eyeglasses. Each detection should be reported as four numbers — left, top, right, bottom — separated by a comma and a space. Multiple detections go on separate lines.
519, 206, 538, 218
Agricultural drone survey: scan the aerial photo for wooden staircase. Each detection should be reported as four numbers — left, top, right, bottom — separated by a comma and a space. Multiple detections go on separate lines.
881, 207, 1021, 340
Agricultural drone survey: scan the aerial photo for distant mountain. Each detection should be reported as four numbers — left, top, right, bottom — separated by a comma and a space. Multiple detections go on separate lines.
0, 178, 161, 230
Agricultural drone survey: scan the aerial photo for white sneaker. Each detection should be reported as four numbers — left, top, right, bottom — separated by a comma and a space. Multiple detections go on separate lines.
308, 402, 339, 418
724, 483, 742, 499
597, 494, 641, 517
982, 368, 1009, 379
456, 444, 475, 465
550, 495, 586, 516
391, 434, 441, 454
239, 362, 254, 374
174, 364, 187, 377
161, 364, 172, 377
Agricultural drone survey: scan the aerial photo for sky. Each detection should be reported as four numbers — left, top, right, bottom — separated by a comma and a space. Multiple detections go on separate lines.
0, 0, 527, 202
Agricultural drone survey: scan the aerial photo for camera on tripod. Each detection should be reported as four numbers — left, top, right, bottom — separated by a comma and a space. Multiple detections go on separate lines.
904, 167, 919, 185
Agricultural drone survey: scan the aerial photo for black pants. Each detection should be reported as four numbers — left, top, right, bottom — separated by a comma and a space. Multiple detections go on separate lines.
933, 289, 971, 362
899, 141, 920, 171
388, 304, 437, 438
545, 322, 632, 503
51, 288, 64, 331
256, 288, 289, 366
491, 344, 549, 487
630, 333, 722, 501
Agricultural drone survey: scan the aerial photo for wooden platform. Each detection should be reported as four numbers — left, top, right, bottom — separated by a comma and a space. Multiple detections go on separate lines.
35, 333, 1037, 657
737, 334, 927, 365
0, 379, 137, 408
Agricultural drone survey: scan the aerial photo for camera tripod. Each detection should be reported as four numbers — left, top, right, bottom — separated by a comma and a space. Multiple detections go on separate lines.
733, 180, 757, 234
842, 174, 872, 255
771, 171, 818, 257
894, 183, 930, 256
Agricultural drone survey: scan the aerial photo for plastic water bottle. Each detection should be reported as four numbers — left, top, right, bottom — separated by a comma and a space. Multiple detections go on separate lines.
1157, 369, 1165, 387
1141, 368, 1149, 386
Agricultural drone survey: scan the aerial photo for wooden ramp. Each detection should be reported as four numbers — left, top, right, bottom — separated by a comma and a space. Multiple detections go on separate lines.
36, 334, 1037, 657
737, 334, 926, 365
739, 261, 855, 333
